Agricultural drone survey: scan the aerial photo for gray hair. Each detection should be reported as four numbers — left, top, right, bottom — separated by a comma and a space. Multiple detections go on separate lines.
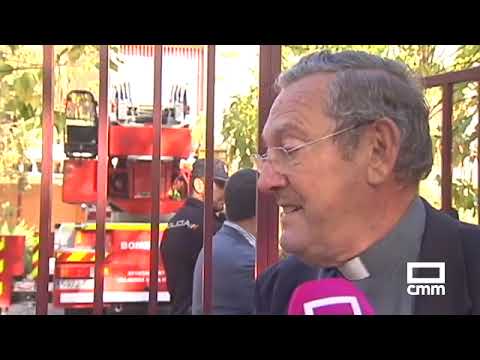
276, 50, 433, 184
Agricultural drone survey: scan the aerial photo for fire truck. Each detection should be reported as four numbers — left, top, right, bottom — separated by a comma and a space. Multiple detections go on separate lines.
52, 45, 205, 314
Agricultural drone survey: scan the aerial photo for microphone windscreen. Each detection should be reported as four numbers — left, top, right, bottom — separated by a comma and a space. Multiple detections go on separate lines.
287, 278, 375, 315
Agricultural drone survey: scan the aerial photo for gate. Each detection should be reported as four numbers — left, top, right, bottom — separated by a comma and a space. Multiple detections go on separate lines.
33, 46, 480, 315
34, 45, 282, 315
423, 67, 480, 222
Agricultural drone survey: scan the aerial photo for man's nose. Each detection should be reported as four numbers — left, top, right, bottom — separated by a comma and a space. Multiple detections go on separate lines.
257, 162, 288, 193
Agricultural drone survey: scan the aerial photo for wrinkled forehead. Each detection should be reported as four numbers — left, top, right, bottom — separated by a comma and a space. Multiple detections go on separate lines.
270, 88, 318, 117
263, 74, 334, 142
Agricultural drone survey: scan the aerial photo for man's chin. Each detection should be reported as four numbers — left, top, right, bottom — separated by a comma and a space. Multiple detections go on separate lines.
280, 233, 305, 256
280, 234, 339, 267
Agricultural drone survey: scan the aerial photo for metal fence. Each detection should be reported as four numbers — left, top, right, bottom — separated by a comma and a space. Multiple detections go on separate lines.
33, 46, 480, 315
34, 45, 282, 315
423, 67, 480, 223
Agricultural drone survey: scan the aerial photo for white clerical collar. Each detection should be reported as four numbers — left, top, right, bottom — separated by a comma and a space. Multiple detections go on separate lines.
336, 197, 426, 281
338, 257, 370, 280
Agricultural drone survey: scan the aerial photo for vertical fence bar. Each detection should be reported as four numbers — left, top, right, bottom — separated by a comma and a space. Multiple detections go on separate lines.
148, 45, 163, 315
478, 83, 480, 225
36, 45, 54, 315
196, 48, 202, 115
441, 83, 453, 211
256, 45, 282, 277
93, 45, 109, 315
200, 48, 205, 113
202, 45, 215, 315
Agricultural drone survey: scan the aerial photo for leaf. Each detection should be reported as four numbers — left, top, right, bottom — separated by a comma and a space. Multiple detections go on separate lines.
0, 63, 14, 79
221, 84, 259, 170
67, 45, 84, 64
17, 101, 32, 120
14, 73, 35, 101
8, 45, 19, 55
4, 98, 18, 112
54, 111, 66, 136
109, 60, 118, 72
55, 47, 69, 63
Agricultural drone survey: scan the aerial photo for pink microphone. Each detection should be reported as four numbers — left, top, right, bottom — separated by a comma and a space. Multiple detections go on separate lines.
287, 278, 375, 315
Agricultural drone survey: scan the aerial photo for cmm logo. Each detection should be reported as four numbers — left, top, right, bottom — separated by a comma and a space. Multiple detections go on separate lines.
406, 262, 446, 296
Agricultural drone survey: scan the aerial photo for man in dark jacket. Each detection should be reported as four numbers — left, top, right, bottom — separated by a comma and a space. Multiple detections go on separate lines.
160, 158, 228, 315
253, 50, 480, 315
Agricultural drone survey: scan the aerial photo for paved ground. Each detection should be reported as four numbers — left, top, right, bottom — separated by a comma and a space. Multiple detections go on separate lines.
1, 301, 170, 315
2, 301, 65, 315
1, 280, 171, 315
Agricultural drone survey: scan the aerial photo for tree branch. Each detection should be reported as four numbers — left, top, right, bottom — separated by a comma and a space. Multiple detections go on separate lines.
429, 94, 478, 121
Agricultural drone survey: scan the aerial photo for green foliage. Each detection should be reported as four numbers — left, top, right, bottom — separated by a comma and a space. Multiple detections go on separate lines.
0, 116, 41, 183
0, 45, 122, 273
0, 45, 121, 182
0, 203, 36, 239
191, 112, 206, 153
0, 201, 17, 233
0, 45, 119, 271
452, 180, 478, 219
282, 45, 388, 70
0, 63, 14, 79
453, 45, 480, 70
221, 45, 480, 222
0, 202, 39, 275
221, 86, 258, 170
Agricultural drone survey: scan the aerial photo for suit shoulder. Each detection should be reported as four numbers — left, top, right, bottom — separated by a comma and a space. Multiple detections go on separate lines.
213, 230, 255, 267
258, 256, 307, 281
255, 256, 316, 314
458, 221, 480, 234
457, 221, 480, 313
458, 221, 480, 261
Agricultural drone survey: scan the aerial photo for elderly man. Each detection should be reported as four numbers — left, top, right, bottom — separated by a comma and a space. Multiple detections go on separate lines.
254, 50, 480, 315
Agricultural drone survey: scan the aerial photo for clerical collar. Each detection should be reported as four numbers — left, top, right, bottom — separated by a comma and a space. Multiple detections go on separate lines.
337, 197, 426, 281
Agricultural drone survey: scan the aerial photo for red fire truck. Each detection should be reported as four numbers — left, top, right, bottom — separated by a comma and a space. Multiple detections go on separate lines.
52, 45, 205, 314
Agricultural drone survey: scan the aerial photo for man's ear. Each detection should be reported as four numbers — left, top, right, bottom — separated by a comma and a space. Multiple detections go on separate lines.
366, 118, 401, 186
193, 177, 205, 194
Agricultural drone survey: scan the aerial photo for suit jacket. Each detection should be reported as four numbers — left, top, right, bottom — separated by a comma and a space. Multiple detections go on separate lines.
192, 224, 256, 315
255, 199, 480, 315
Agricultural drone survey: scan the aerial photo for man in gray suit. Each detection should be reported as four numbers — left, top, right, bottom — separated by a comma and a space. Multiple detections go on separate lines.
192, 169, 258, 315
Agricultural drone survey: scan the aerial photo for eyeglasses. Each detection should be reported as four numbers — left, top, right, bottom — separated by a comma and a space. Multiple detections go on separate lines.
252, 120, 375, 174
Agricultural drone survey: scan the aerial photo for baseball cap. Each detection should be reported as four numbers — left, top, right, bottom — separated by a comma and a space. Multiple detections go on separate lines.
192, 158, 229, 182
